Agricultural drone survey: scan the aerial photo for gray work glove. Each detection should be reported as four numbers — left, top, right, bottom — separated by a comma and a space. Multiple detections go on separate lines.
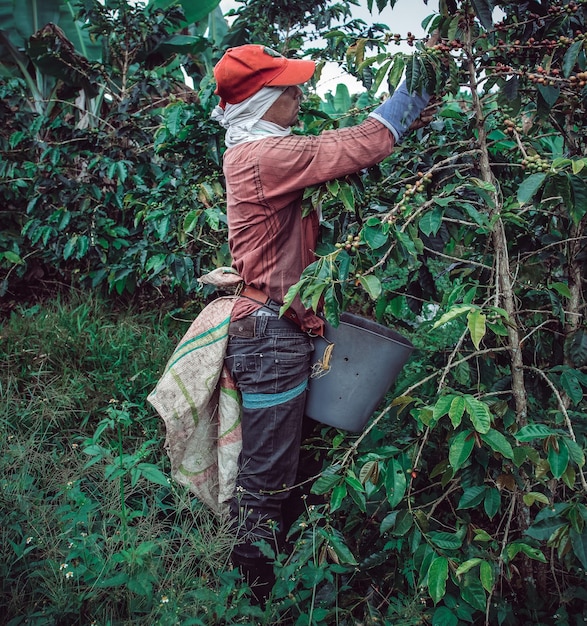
369, 80, 431, 143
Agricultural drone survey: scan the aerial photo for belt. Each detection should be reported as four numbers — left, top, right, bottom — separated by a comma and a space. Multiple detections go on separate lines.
239, 285, 303, 328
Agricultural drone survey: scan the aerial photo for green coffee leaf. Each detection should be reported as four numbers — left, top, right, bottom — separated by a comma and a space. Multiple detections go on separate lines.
338, 250, 352, 282
427, 556, 449, 604
517, 173, 546, 204
537, 84, 560, 108
432, 606, 458, 626
474, 529, 493, 542
326, 179, 340, 196
372, 59, 392, 94
339, 182, 355, 212
3, 251, 22, 264
387, 54, 406, 91
480, 561, 494, 593
484, 487, 501, 519
523, 491, 550, 507
455, 558, 482, 577
467, 309, 486, 349
330, 483, 347, 513
405, 53, 423, 93
419, 207, 444, 237
385, 458, 407, 509
358, 274, 382, 300
515, 423, 557, 441
460, 571, 486, 611
347, 482, 367, 513
464, 396, 491, 434
344, 472, 364, 493
433, 305, 472, 329
525, 516, 566, 541
449, 430, 475, 471
470, 0, 494, 29
183, 210, 199, 233
570, 527, 587, 570
323, 285, 342, 327
560, 369, 584, 405
548, 440, 569, 479
428, 527, 466, 551
319, 527, 358, 566
380, 511, 399, 534
458, 485, 486, 510
362, 223, 389, 249
470, 177, 496, 194
549, 281, 572, 299
563, 438, 585, 468
566, 329, 587, 367
433, 394, 456, 421
311, 465, 342, 495
480, 428, 514, 459
570, 176, 587, 224
563, 39, 585, 77
449, 396, 466, 428
506, 542, 547, 563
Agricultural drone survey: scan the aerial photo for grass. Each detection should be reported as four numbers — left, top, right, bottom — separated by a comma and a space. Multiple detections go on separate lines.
0, 295, 258, 625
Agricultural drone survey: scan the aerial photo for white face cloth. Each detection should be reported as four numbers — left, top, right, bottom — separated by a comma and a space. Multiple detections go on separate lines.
211, 86, 292, 148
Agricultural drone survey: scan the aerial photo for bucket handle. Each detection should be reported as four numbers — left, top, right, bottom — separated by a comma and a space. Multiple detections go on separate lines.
310, 338, 335, 379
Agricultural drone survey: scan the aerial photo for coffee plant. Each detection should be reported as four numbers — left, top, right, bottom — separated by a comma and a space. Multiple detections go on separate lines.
1, 0, 586, 624
280, 1, 587, 624
0, 0, 228, 299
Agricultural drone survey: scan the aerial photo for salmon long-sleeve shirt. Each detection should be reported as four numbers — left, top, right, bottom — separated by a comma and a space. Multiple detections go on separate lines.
223, 117, 395, 333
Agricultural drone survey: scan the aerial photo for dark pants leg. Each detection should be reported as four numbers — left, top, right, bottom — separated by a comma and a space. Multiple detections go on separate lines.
225, 315, 314, 566
281, 416, 325, 539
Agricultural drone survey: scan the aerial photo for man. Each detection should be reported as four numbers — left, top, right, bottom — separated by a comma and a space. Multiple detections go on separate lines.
212, 42, 436, 603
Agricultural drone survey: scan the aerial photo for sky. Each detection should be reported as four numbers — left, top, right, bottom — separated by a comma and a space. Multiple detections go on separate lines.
218, 0, 440, 95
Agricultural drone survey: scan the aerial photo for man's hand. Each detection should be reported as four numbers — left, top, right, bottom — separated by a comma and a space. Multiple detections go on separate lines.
409, 97, 440, 131
407, 31, 442, 131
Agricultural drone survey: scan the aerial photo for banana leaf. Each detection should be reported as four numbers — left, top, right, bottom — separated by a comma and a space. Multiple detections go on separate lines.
0, 0, 101, 60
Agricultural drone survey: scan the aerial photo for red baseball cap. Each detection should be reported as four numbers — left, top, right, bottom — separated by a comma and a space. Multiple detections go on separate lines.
214, 44, 316, 107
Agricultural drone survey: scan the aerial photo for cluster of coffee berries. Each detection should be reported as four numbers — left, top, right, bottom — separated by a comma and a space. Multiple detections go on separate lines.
335, 234, 362, 252
494, 62, 514, 73
384, 32, 420, 46
429, 40, 463, 54
546, 1, 580, 14
504, 118, 522, 135
403, 172, 433, 198
570, 72, 587, 88
521, 154, 551, 173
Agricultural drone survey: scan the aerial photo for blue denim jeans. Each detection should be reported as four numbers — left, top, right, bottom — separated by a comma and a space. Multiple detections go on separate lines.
225, 314, 314, 560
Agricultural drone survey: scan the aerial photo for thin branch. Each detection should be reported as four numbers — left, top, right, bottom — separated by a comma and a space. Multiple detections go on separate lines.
486, 493, 517, 626
437, 327, 468, 392
519, 319, 558, 345
422, 245, 493, 271
519, 236, 587, 262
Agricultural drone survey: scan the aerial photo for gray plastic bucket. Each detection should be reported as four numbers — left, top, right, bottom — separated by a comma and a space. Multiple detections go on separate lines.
305, 313, 414, 432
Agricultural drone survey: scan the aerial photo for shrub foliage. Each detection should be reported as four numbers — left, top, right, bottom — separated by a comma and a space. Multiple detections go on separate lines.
1, 0, 586, 624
